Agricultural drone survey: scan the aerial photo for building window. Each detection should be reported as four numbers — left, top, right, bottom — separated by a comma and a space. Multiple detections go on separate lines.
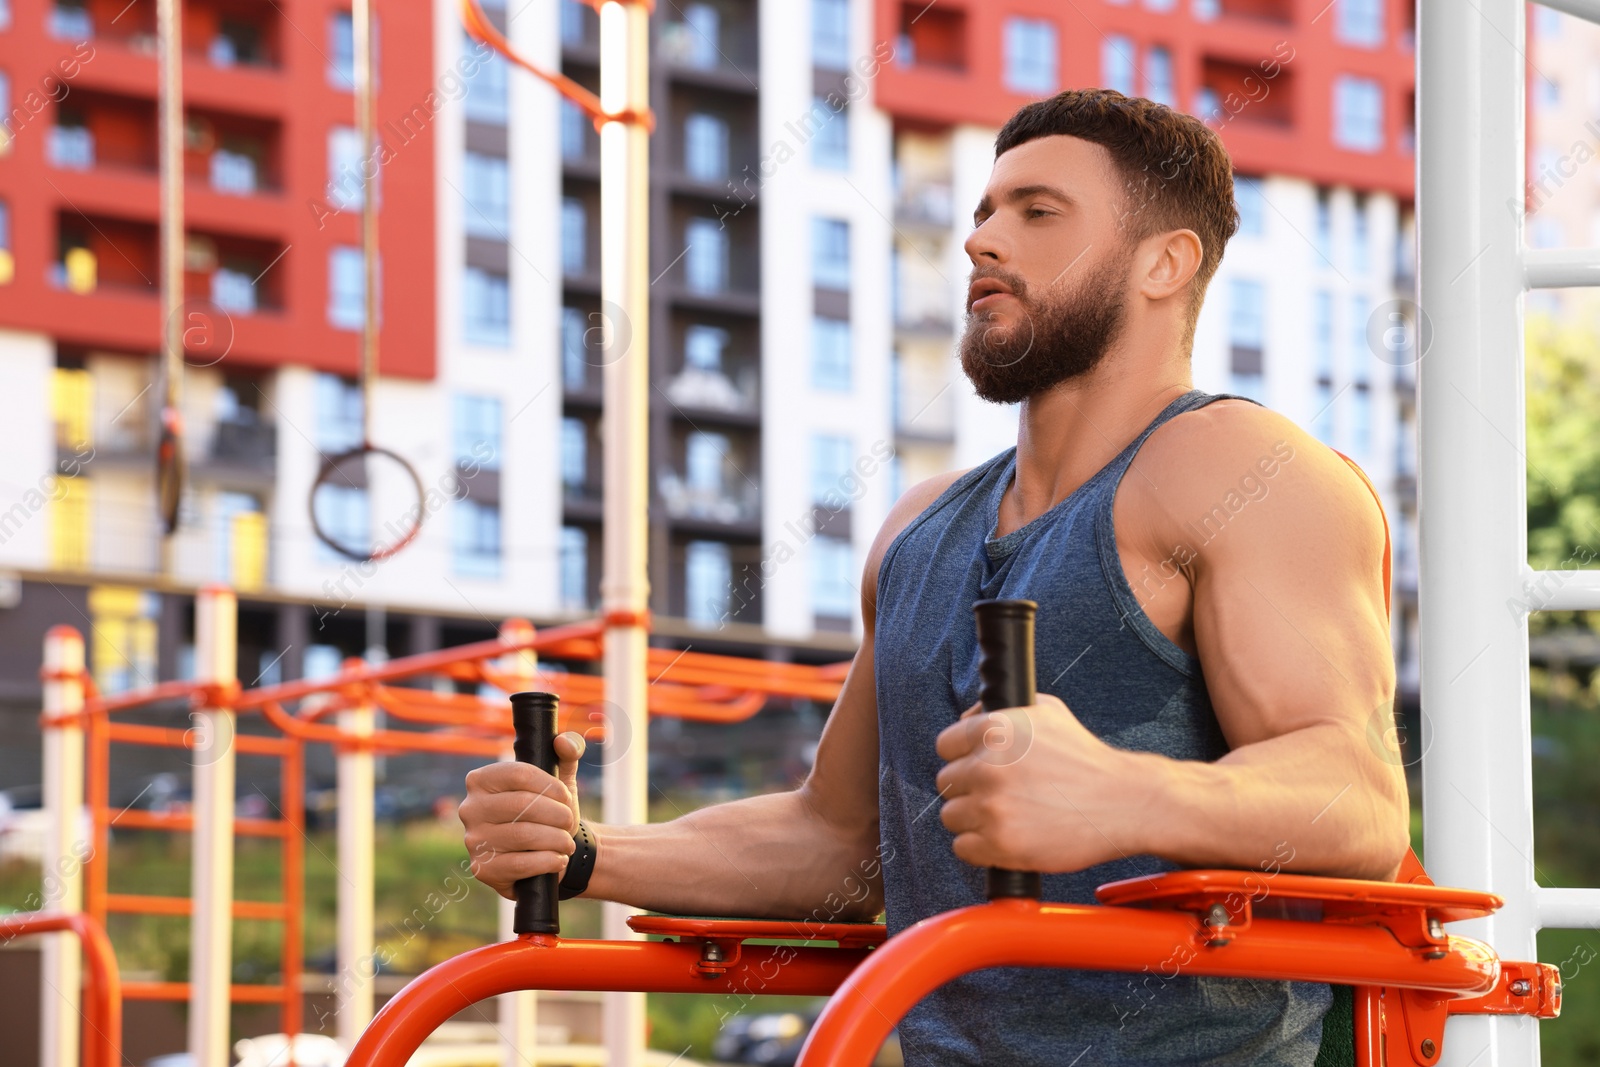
1193, 0, 1219, 19
685, 324, 728, 371
1235, 175, 1264, 236
664, 3, 720, 70
1333, 76, 1383, 153
210, 148, 257, 194
686, 430, 728, 495
1351, 197, 1370, 275
812, 316, 851, 392
1228, 279, 1265, 399
684, 218, 728, 293
50, 475, 90, 571
454, 394, 502, 470
328, 11, 354, 88
315, 372, 363, 452
1003, 17, 1058, 95
1348, 294, 1371, 387
811, 97, 849, 170
813, 0, 849, 70
563, 415, 588, 495
561, 197, 587, 273
463, 37, 508, 123
1102, 35, 1135, 95
684, 112, 729, 183
47, 117, 94, 169
1336, 0, 1384, 47
1145, 46, 1174, 106
463, 152, 510, 237
560, 98, 587, 160
561, 417, 588, 493
328, 246, 367, 330
812, 434, 852, 507
1313, 289, 1334, 380
327, 127, 367, 210
1314, 190, 1332, 262
686, 540, 731, 625
560, 526, 589, 609
1536, 7, 1564, 39
462, 266, 510, 346
560, 0, 587, 45
1313, 287, 1334, 446
1351, 385, 1372, 456
812, 536, 855, 618
217, 492, 266, 590
452, 498, 501, 578
563, 306, 590, 388
315, 484, 369, 564
211, 266, 256, 313
812, 217, 850, 290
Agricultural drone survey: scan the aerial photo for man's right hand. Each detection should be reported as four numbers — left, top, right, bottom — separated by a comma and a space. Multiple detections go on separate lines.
460, 731, 587, 901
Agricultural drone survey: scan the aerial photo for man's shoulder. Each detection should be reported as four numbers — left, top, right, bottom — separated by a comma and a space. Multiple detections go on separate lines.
1127, 397, 1385, 559
860, 468, 973, 607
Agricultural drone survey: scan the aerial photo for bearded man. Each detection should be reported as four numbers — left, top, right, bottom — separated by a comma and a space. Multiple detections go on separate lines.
458, 89, 1407, 1066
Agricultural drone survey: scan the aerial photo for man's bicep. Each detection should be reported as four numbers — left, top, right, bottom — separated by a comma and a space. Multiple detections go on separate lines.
1189, 447, 1394, 750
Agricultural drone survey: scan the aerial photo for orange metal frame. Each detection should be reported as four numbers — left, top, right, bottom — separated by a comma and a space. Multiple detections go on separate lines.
0, 911, 121, 1067
29, 616, 848, 1060
341, 858, 1560, 1067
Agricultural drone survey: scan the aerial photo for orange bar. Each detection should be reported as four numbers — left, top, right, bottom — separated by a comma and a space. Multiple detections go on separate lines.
104, 720, 292, 756
796, 899, 1502, 1065
106, 893, 286, 921
281, 737, 305, 1048
125, 981, 289, 1004
0, 911, 121, 1067
233, 620, 606, 711
346, 936, 867, 1067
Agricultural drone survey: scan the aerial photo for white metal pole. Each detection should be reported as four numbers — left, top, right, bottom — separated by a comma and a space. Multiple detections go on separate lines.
40, 625, 86, 1067
337, 663, 377, 1045
598, 1, 651, 1062
189, 586, 238, 1067
498, 619, 539, 1067
1417, 1, 1539, 1064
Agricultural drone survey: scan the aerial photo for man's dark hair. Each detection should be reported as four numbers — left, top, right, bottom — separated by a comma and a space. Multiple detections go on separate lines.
994, 89, 1240, 339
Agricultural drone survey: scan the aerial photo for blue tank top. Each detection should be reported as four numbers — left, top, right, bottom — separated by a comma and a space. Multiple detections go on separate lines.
874, 389, 1330, 1066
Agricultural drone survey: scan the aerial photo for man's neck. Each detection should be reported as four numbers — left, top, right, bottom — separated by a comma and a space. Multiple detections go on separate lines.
1000, 371, 1193, 534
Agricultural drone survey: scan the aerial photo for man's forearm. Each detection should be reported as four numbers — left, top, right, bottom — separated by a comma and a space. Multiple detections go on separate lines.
1131, 721, 1410, 881
581, 789, 884, 921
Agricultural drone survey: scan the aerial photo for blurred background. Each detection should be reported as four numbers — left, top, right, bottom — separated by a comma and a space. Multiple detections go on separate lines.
0, 0, 1597, 1062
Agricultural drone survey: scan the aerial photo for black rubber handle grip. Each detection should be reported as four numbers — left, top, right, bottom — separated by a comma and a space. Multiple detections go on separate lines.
972, 599, 1042, 900
511, 691, 561, 935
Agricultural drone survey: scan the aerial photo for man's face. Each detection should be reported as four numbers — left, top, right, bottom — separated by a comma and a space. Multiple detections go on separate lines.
959, 135, 1135, 404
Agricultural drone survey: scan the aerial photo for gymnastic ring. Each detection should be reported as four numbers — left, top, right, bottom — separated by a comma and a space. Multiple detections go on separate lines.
308, 444, 427, 563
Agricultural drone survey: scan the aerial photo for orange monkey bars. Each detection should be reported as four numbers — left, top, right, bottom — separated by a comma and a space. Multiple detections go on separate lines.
28, 600, 848, 1066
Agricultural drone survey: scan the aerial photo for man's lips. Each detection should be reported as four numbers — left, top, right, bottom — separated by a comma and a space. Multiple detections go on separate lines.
970, 291, 1015, 312
968, 278, 1016, 312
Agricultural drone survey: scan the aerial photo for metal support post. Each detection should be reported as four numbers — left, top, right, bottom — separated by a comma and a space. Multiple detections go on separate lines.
189, 586, 238, 1066
40, 625, 86, 1067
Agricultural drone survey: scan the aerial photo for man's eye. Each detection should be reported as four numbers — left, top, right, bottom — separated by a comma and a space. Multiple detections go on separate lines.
1027, 208, 1053, 219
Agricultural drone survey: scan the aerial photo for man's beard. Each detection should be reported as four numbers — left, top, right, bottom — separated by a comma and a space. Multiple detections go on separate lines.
958, 246, 1133, 405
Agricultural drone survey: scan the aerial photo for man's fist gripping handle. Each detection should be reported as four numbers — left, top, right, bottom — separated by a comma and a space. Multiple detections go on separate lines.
511, 691, 562, 935
972, 599, 1043, 901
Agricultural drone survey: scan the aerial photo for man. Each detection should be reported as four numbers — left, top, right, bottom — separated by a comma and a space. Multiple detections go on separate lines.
460, 89, 1408, 1065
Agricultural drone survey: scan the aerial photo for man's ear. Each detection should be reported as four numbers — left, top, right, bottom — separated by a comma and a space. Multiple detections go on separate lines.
1139, 229, 1204, 301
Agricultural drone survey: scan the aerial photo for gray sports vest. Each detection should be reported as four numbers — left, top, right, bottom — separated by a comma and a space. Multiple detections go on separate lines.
874, 389, 1330, 1066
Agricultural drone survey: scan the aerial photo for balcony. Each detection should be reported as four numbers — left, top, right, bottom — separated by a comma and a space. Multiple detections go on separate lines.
662, 366, 758, 423
1197, 56, 1295, 129
894, 1, 966, 72
894, 182, 953, 231
893, 361, 954, 444
659, 474, 760, 532
657, 4, 758, 87
197, 417, 277, 478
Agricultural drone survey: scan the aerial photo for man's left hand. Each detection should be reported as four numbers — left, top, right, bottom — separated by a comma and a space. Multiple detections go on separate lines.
935, 694, 1149, 874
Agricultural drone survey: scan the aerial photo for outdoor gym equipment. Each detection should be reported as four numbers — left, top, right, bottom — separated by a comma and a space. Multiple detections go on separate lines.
340, 599, 1562, 1067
